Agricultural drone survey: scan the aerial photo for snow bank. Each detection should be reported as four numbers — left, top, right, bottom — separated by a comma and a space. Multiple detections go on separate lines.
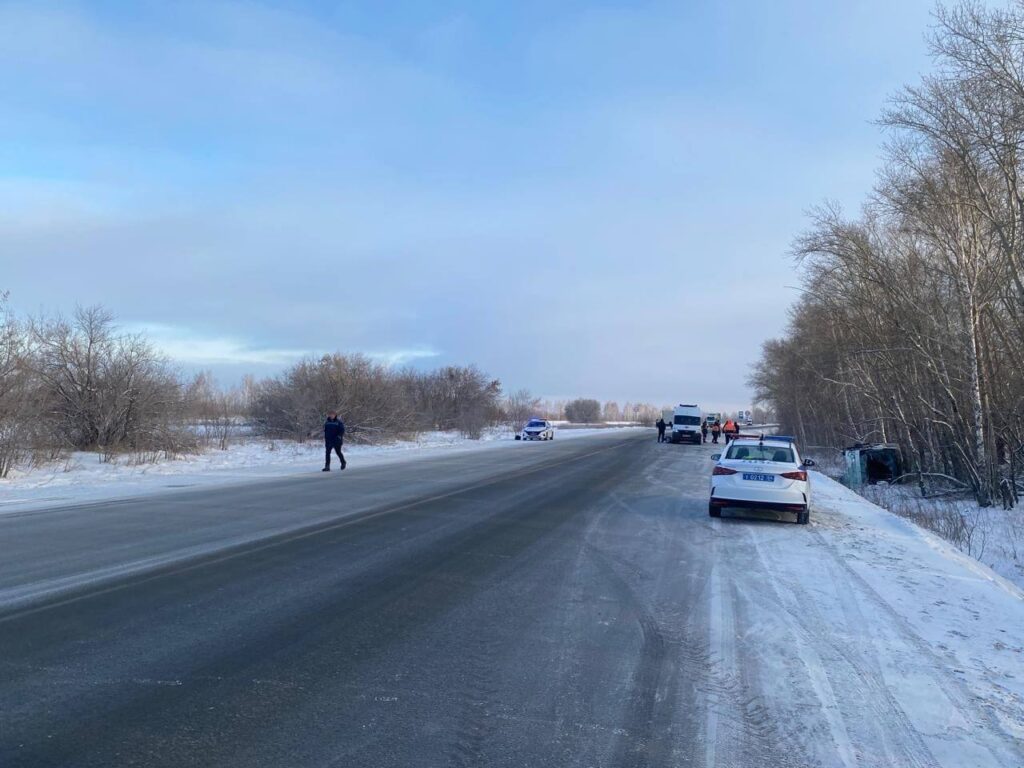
854, 483, 1024, 593
810, 471, 1024, 740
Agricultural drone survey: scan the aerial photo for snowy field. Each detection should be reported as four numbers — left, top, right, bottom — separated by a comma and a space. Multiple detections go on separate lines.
0, 427, 641, 514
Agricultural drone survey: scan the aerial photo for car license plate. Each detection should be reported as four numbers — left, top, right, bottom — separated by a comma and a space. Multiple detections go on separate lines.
743, 473, 775, 482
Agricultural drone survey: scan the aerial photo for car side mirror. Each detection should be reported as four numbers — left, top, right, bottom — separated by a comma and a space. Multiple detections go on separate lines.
710, 454, 721, 461
802, 458, 815, 467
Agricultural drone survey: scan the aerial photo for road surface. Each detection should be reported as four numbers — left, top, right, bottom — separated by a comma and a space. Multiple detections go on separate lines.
1, 432, 1020, 767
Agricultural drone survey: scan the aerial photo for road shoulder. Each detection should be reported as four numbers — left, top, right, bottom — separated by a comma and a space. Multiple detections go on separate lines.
810, 472, 1024, 743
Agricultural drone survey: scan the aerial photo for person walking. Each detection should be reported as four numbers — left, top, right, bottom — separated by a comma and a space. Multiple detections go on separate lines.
701, 421, 709, 443
656, 418, 667, 443
711, 420, 721, 444
323, 410, 346, 471
723, 419, 736, 444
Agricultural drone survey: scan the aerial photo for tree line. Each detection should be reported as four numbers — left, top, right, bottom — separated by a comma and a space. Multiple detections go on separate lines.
0, 297, 658, 478
752, 2, 1024, 508
249, 354, 502, 441
0, 299, 507, 475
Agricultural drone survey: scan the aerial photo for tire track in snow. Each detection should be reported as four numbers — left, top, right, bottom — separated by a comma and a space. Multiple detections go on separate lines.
808, 525, 1024, 765
724, 522, 879, 767
585, 538, 678, 767
578, 463, 710, 767
742, 520, 963, 767
698, 528, 816, 768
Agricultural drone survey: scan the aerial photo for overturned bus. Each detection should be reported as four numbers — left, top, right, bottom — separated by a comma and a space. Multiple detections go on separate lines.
843, 443, 903, 487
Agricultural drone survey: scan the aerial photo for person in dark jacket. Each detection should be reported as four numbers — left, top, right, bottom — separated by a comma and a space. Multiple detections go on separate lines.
656, 418, 667, 443
701, 422, 709, 443
323, 411, 346, 471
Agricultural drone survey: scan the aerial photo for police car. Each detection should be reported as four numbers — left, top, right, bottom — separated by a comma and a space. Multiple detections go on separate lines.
520, 418, 555, 441
708, 436, 815, 524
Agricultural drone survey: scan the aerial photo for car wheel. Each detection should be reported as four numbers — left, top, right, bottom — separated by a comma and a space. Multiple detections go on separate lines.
797, 508, 810, 525
709, 502, 721, 518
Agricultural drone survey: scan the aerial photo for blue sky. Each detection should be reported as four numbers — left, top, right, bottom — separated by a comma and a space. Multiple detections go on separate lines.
0, 0, 938, 406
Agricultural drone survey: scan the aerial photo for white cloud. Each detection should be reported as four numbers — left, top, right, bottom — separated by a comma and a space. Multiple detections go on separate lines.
127, 323, 314, 366
365, 347, 441, 366
128, 323, 439, 370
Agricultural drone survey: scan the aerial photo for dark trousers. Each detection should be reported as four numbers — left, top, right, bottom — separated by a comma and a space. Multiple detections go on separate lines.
657, 431, 665, 442
712, 433, 719, 443
701, 432, 707, 443
325, 443, 345, 468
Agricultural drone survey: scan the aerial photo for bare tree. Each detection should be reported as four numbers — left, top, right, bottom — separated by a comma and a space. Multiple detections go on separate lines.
186, 371, 245, 451
602, 401, 622, 421
28, 306, 191, 460
564, 398, 601, 423
0, 293, 33, 477
504, 388, 541, 432
251, 356, 502, 441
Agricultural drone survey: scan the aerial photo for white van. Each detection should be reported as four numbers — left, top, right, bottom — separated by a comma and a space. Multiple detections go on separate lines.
671, 404, 702, 444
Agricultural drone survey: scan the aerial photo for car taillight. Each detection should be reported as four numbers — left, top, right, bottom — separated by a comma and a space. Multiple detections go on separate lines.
780, 470, 808, 481
712, 466, 737, 476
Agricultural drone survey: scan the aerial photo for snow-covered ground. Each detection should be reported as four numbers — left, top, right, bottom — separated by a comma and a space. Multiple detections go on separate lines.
0, 427, 641, 514
806, 472, 1024, 753
855, 482, 1024, 592
809, 449, 1024, 592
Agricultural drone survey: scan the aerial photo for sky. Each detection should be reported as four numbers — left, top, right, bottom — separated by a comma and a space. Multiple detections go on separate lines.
0, 0, 939, 408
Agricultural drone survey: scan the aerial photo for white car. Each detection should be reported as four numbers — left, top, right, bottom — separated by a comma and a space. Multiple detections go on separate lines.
708, 437, 814, 524
520, 418, 555, 441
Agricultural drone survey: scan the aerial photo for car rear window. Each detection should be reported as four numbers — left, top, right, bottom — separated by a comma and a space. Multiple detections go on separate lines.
674, 415, 701, 425
726, 444, 794, 463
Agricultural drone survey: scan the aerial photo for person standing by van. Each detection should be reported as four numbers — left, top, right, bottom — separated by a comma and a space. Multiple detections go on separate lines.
701, 421, 709, 443
656, 418, 667, 443
711, 420, 721, 444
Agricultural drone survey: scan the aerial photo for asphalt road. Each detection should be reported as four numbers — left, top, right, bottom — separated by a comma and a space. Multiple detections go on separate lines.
1, 432, 1020, 767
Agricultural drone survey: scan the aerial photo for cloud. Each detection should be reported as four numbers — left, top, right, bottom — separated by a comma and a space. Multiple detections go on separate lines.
127, 323, 315, 367
365, 347, 441, 366
128, 323, 440, 372
0, 0, 938, 406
